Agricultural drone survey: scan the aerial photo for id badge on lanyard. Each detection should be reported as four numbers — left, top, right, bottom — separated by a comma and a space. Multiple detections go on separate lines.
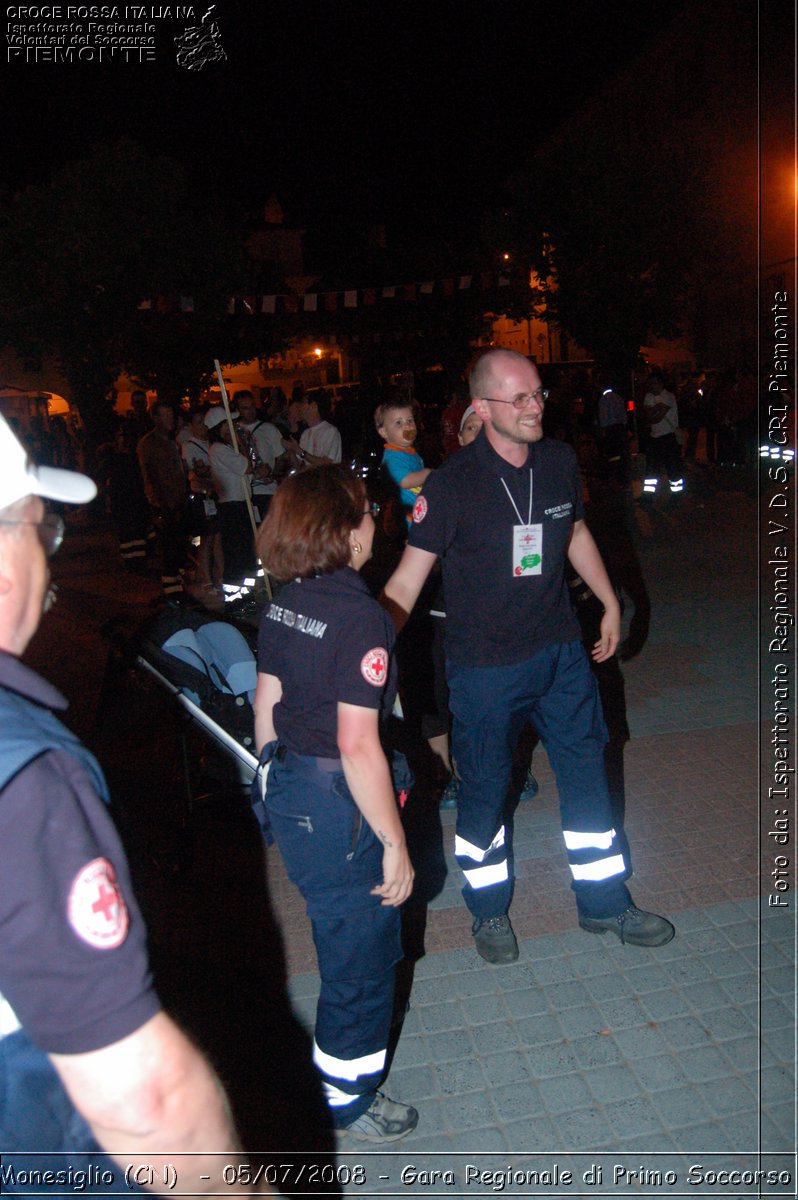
513, 523, 542, 575
502, 472, 542, 576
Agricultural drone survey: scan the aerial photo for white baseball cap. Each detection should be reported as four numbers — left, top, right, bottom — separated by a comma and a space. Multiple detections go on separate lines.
0, 414, 97, 510
459, 404, 480, 432
204, 407, 238, 430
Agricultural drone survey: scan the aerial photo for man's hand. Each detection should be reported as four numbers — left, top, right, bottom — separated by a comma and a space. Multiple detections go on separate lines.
591, 606, 621, 662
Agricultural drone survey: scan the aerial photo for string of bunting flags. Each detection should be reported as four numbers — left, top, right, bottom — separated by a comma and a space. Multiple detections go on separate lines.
136, 271, 513, 315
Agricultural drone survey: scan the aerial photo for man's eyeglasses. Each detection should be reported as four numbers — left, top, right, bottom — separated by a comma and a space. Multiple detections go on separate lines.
0, 513, 65, 557
481, 389, 549, 410
364, 502, 381, 517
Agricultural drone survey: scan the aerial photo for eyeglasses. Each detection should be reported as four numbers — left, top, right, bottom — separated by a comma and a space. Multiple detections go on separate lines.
0, 513, 65, 557
364, 502, 381, 517
481, 388, 549, 409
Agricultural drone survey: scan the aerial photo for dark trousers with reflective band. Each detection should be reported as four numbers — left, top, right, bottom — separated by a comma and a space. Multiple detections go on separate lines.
447, 640, 632, 921
0, 1028, 142, 1196
264, 751, 402, 1127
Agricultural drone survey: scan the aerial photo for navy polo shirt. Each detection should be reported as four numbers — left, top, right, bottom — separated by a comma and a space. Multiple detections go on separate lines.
0, 655, 158, 1057
408, 431, 583, 666
257, 567, 397, 758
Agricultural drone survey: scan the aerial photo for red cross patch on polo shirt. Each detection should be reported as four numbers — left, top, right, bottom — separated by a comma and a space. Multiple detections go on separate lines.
412, 496, 428, 523
67, 858, 129, 950
361, 647, 388, 686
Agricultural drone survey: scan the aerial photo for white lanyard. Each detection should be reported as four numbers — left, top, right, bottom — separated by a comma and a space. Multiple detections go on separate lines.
501, 470, 533, 525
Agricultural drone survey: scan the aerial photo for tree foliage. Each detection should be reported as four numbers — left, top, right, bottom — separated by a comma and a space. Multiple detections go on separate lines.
496, 129, 705, 372
0, 140, 252, 439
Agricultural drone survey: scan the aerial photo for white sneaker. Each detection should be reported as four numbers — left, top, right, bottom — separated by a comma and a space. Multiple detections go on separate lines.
345, 1091, 418, 1143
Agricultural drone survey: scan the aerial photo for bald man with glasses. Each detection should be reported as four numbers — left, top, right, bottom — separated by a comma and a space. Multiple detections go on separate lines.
383, 349, 674, 965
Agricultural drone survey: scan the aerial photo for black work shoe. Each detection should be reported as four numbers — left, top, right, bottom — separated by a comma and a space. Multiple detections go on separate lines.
345, 1091, 418, 1143
472, 914, 519, 964
579, 904, 675, 947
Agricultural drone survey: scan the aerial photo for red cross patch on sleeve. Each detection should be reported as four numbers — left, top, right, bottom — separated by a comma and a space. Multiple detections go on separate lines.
361, 647, 389, 686
67, 858, 129, 950
412, 496, 428, 523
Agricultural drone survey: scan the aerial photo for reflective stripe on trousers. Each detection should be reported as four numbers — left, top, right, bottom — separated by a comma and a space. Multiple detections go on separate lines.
447, 640, 632, 921
264, 751, 403, 1127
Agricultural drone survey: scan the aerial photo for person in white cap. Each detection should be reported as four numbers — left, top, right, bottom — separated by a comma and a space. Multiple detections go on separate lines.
0, 415, 262, 1192
204, 405, 256, 584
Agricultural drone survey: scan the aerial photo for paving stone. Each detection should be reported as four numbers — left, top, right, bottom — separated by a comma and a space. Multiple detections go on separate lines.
417, 999, 468, 1033
760, 1064, 797, 1104
760, 1104, 796, 1149
761, 964, 797, 996
659, 1014, 714, 1049
570, 1032, 626, 1070
461, 992, 512, 1025
630, 1053, 688, 1092
454, 1124, 512, 1151
601, 1094, 666, 1138
547, 1104, 615, 1148
583, 972, 633, 1002
411, 974, 468, 1005
391, 1033, 431, 1068
613, 1023, 671, 1059
468, 1020, 523, 1055
434, 1057, 487, 1095
557, 1004, 617, 1039
584, 1062, 641, 1103
479, 1049, 535, 1087
540, 979, 592, 1009
491, 1078, 547, 1121
679, 979, 732, 1012
528, 1040, 582, 1078
695, 1076, 757, 1116
503, 987, 552, 1019
423, 1027, 481, 1062
678, 1043, 737, 1083
760, 996, 795, 1030
501, 1114, 559, 1151
538, 1071, 595, 1115
389, 1063, 439, 1101
703, 1003, 758, 1041
441, 1090, 498, 1133
649, 1083, 714, 1127
618, 962, 672, 993
595, 994, 650, 1030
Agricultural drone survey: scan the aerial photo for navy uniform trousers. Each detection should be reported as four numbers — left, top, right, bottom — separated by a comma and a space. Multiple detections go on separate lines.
260, 749, 402, 1128
446, 639, 632, 921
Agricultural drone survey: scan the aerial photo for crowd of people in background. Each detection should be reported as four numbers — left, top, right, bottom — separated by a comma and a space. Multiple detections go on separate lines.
7, 358, 785, 609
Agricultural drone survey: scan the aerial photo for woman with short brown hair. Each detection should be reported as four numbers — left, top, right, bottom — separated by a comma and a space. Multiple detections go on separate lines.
253, 465, 417, 1144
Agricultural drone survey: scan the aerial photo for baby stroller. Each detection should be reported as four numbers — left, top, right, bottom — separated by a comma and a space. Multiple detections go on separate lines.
133, 606, 261, 810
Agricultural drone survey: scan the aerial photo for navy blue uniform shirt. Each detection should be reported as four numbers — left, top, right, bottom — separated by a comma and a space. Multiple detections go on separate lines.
0, 654, 159, 1056
257, 567, 397, 758
408, 431, 583, 666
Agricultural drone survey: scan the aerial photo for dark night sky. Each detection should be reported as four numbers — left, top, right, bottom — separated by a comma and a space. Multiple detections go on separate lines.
3, 0, 688, 242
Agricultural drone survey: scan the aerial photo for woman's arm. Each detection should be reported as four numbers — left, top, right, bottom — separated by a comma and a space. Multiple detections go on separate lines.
253, 671, 282, 753
337, 702, 414, 907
